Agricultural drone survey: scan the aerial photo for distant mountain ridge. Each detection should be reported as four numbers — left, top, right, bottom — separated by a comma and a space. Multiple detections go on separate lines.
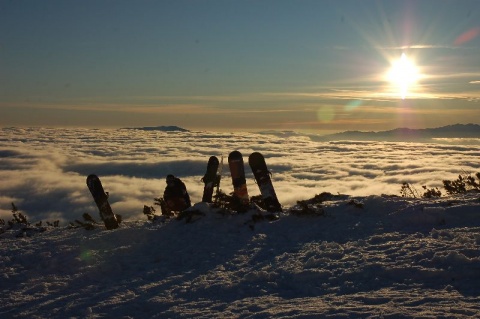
318, 124, 480, 141
125, 125, 189, 132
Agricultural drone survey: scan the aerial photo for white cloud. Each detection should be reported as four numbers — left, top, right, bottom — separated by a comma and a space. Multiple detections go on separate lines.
0, 127, 479, 224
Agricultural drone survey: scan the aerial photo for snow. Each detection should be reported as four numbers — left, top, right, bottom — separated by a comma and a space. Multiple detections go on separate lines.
2, 193, 480, 318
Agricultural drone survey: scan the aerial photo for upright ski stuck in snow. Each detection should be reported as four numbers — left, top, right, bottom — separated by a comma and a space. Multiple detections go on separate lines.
228, 150, 249, 206
201, 156, 220, 203
86, 174, 119, 230
216, 156, 223, 199
249, 152, 282, 212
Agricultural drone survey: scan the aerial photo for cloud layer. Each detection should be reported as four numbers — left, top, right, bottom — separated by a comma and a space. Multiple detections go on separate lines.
1, 127, 479, 223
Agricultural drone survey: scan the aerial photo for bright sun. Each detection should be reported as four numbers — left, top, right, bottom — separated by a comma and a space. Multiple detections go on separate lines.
387, 53, 419, 99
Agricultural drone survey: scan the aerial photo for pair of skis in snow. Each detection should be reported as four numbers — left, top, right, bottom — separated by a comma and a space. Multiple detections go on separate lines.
86, 151, 281, 229
204, 151, 282, 213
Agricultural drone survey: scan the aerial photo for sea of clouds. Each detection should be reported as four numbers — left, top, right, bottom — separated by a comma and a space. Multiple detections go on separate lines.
1, 127, 479, 223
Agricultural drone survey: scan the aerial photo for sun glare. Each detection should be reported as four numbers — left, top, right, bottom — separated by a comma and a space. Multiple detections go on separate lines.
387, 53, 419, 99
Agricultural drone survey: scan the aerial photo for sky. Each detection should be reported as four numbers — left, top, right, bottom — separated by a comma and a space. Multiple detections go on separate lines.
1, 0, 480, 133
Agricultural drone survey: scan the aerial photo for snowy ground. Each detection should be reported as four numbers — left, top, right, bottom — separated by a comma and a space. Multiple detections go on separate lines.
1, 193, 480, 318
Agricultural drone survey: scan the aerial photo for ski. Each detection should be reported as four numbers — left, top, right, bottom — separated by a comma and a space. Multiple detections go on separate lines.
86, 174, 119, 230
215, 156, 224, 201
202, 156, 220, 203
228, 150, 249, 206
248, 152, 282, 212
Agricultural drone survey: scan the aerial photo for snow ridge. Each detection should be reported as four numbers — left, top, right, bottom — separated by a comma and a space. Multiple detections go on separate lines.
1, 194, 480, 318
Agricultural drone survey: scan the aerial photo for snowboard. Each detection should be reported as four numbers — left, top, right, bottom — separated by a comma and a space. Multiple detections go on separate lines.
201, 156, 220, 203
248, 152, 282, 212
86, 174, 119, 230
228, 151, 249, 206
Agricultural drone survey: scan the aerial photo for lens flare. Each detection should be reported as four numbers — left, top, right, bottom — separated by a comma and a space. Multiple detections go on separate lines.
345, 100, 363, 111
79, 249, 94, 262
316, 106, 335, 123
454, 27, 480, 45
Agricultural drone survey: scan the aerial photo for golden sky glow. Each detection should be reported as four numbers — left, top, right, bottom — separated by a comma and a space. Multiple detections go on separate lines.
1, 1, 479, 132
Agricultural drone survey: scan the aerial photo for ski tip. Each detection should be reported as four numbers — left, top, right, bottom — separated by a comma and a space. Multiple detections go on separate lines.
86, 174, 98, 182
208, 155, 219, 164
228, 150, 243, 160
248, 152, 265, 165
249, 152, 263, 159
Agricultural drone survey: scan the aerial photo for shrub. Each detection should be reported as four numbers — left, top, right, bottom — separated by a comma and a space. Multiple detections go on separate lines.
443, 172, 480, 195
400, 183, 442, 198
153, 197, 176, 217
211, 190, 249, 213
400, 182, 420, 198
69, 213, 98, 230
421, 185, 442, 198
143, 205, 159, 220
1, 203, 59, 237
9, 203, 29, 227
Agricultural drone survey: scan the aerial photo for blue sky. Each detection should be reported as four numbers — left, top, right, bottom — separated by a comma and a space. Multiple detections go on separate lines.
1, 0, 479, 132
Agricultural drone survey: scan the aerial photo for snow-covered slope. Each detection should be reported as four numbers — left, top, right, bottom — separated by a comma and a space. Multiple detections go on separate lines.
2, 193, 480, 318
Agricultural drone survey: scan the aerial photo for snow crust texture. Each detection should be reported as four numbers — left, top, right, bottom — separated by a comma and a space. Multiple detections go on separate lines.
2, 194, 480, 318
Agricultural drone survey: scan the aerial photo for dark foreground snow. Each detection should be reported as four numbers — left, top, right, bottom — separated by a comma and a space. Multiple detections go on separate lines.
1, 193, 480, 318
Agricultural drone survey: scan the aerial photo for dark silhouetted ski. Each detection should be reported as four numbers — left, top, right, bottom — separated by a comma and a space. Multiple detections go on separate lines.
86, 174, 119, 230
202, 156, 220, 203
248, 152, 282, 212
228, 151, 249, 206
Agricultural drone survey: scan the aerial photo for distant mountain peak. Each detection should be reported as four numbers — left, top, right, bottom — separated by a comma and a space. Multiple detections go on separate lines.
319, 123, 480, 141
126, 125, 189, 132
